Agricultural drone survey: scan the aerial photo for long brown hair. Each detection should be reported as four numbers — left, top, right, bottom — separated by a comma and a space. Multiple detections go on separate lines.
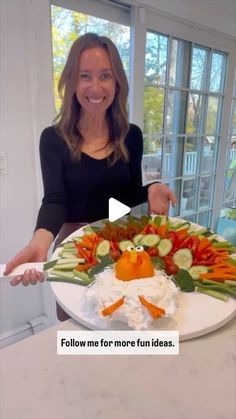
55, 33, 129, 163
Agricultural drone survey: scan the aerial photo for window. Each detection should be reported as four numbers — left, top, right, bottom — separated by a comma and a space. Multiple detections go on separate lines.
143, 31, 227, 227
222, 72, 236, 208
51, 4, 130, 113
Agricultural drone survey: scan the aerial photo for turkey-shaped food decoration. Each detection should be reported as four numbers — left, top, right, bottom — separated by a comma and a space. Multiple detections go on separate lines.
86, 245, 179, 330
115, 245, 154, 280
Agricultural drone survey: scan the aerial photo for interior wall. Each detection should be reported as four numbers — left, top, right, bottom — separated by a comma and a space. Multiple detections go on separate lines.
0, 0, 55, 338
132, 0, 236, 39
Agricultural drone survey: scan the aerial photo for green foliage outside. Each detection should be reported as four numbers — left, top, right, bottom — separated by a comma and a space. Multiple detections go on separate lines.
51, 5, 130, 114
51, 6, 231, 160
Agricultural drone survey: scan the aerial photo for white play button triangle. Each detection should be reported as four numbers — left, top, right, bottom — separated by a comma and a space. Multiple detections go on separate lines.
108, 198, 130, 222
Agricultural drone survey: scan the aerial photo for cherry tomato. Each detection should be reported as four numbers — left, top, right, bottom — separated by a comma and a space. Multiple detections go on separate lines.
110, 249, 121, 261
146, 247, 159, 257
165, 263, 179, 275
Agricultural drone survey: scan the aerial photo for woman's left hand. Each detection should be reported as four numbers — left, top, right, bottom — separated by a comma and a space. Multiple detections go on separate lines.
148, 183, 177, 215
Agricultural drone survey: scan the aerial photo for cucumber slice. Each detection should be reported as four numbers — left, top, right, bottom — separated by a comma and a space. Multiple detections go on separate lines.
157, 239, 173, 257
61, 248, 77, 255
140, 234, 160, 247
63, 242, 76, 249
60, 252, 84, 261
53, 261, 79, 271
82, 225, 95, 234
188, 265, 208, 279
73, 270, 91, 283
173, 248, 193, 270
72, 236, 83, 243
57, 257, 85, 264
133, 234, 144, 246
119, 240, 134, 252
174, 222, 191, 231
96, 240, 110, 257
160, 215, 167, 226
50, 270, 75, 280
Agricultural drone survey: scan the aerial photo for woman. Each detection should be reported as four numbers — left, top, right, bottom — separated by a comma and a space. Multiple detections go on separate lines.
5, 33, 176, 289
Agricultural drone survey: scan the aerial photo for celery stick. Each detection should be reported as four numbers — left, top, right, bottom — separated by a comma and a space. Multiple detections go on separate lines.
202, 278, 233, 287
212, 241, 231, 248
224, 280, 236, 286
47, 276, 88, 286
195, 287, 229, 301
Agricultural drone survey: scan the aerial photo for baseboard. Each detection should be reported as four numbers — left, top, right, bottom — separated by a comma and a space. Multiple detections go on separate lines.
0, 315, 52, 349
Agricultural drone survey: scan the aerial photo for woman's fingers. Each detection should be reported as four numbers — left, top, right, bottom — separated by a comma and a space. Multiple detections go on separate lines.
10, 276, 23, 286
22, 269, 31, 286
29, 269, 38, 285
37, 271, 46, 283
10, 269, 45, 286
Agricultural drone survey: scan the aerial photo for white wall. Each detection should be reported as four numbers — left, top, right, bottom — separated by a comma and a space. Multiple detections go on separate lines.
132, 0, 236, 39
0, 0, 56, 346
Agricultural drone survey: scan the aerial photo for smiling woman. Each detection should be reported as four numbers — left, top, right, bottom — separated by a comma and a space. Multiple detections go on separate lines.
4, 33, 176, 315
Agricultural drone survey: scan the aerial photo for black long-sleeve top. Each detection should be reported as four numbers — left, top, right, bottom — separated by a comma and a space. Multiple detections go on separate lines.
35, 123, 150, 237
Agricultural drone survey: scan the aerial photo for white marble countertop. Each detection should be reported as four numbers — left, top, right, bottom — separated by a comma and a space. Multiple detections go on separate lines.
0, 317, 236, 419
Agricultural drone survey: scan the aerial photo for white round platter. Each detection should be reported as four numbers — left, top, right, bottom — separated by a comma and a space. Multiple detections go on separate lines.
50, 217, 236, 341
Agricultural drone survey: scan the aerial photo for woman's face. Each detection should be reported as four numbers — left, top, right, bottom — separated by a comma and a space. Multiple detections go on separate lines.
76, 47, 116, 116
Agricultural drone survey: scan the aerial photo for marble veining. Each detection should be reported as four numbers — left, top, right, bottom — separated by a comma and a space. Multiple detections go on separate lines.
0, 317, 235, 419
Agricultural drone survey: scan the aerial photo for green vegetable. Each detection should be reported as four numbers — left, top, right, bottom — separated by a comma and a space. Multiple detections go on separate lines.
188, 265, 208, 279
49, 270, 75, 280
174, 269, 195, 292
133, 234, 144, 246
43, 260, 58, 271
173, 248, 193, 270
140, 234, 160, 247
157, 239, 173, 257
152, 257, 165, 269
53, 262, 79, 271
96, 240, 110, 257
47, 276, 90, 286
195, 287, 229, 302
119, 240, 134, 252
89, 254, 114, 277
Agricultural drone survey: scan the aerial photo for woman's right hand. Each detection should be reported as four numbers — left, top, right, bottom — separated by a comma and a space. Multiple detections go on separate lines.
4, 229, 54, 286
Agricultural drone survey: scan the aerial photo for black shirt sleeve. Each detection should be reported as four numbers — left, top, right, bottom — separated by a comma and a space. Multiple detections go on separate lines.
35, 127, 67, 237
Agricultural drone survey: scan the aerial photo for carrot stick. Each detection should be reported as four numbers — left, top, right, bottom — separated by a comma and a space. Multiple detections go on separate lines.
101, 297, 125, 317
138, 296, 165, 319
199, 273, 236, 281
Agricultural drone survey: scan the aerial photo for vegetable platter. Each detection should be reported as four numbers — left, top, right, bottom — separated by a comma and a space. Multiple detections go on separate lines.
46, 215, 236, 340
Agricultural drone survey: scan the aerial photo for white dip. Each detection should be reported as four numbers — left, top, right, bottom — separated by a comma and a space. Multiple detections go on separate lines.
85, 267, 179, 330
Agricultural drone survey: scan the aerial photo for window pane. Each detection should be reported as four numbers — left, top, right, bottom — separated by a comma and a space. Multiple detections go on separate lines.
184, 137, 198, 175
228, 136, 236, 169
224, 169, 236, 201
145, 32, 168, 85
205, 96, 221, 135
201, 136, 217, 172
209, 52, 225, 93
142, 137, 163, 183
182, 178, 197, 211
162, 136, 184, 178
168, 179, 182, 217
169, 39, 190, 88
230, 102, 236, 135
198, 211, 212, 228
186, 93, 203, 134
144, 86, 165, 137
166, 90, 187, 134
183, 213, 197, 223
190, 47, 208, 90
199, 175, 213, 208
